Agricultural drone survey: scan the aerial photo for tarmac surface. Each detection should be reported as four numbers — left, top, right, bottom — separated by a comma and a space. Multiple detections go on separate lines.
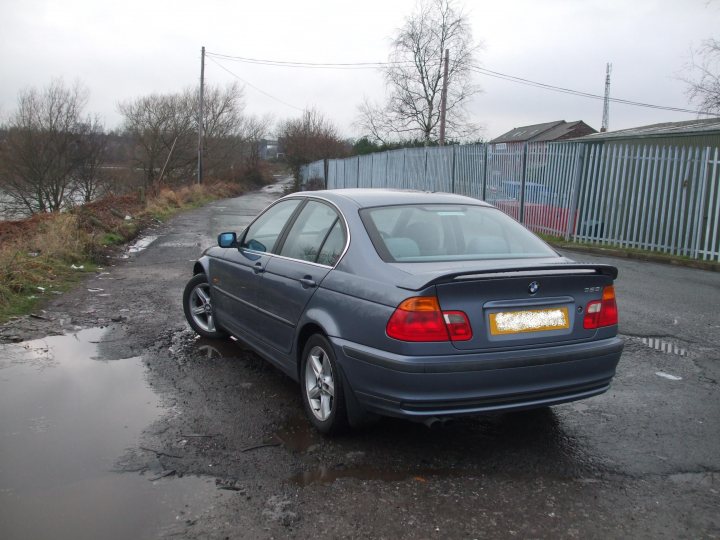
1, 178, 719, 539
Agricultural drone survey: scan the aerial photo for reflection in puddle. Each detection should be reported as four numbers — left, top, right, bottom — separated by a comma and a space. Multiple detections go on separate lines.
273, 414, 320, 453
0, 328, 225, 540
172, 334, 254, 361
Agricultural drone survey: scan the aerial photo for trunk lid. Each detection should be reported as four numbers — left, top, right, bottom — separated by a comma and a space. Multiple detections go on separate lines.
433, 266, 616, 351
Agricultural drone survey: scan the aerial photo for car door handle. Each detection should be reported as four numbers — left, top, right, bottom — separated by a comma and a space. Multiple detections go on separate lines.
300, 276, 317, 289
253, 262, 264, 274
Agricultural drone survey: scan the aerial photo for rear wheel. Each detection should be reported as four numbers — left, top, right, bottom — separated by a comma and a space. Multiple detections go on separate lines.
183, 273, 226, 339
300, 335, 347, 434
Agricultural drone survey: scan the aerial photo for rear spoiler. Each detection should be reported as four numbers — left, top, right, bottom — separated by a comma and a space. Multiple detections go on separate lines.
403, 263, 618, 291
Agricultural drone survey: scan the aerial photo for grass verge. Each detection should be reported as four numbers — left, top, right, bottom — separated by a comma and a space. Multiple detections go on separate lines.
538, 233, 720, 272
0, 181, 248, 323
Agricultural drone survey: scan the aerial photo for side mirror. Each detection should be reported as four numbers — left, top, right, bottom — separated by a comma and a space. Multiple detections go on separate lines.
217, 232, 238, 248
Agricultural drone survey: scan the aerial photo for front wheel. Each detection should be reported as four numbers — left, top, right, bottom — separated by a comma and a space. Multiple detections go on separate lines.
183, 273, 226, 339
300, 335, 348, 434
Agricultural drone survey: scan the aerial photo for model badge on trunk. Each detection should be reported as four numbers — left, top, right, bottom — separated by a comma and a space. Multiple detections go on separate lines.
528, 281, 540, 294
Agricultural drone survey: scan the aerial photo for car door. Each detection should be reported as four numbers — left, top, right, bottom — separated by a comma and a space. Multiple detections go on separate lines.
256, 200, 347, 354
211, 198, 302, 337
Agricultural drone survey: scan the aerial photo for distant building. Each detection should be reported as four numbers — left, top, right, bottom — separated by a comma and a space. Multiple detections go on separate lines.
490, 120, 597, 147
258, 139, 279, 160
573, 118, 720, 149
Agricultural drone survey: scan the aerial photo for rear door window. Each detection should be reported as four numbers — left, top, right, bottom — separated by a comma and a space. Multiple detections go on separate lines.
279, 201, 344, 264
316, 220, 346, 266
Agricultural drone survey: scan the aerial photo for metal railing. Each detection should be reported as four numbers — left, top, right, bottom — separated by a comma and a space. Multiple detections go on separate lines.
299, 141, 720, 261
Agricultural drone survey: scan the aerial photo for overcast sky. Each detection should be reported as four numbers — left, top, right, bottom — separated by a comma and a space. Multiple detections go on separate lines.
1, 0, 718, 140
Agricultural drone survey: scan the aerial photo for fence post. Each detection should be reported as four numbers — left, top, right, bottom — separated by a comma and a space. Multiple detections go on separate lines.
482, 144, 488, 200
691, 147, 711, 259
323, 159, 328, 190
565, 144, 586, 241
424, 147, 429, 191
519, 143, 528, 223
385, 151, 389, 188
450, 145, 457, 194
402, 149, 407, 189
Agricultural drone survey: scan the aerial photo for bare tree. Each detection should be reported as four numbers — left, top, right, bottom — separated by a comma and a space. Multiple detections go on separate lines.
118, 91, 196, 188
235, 114, 274, 182
0, 79, 104, 215
201, 83, 271, 182
684, 38, 720, 114
71, 121, 109, 203
119, 82, 265, 187
278, 108, 349, 187
358, 0, 481, 144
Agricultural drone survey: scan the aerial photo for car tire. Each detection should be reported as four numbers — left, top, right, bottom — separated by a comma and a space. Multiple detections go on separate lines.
300, 334, 348, 434
183, 273, 227, 339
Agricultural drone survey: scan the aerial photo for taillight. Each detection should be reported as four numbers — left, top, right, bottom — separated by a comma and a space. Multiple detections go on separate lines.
386, 297, 472, 342
583, 286, 618, 329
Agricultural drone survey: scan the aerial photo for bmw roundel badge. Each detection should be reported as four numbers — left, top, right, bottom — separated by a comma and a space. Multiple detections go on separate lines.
528, 281, 540, 294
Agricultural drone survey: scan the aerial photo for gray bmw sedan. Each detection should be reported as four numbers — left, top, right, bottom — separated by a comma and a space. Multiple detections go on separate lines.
183, 189, 623, 433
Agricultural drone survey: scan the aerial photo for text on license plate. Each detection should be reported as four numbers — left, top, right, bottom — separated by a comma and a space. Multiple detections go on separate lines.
489, 307, 570, 335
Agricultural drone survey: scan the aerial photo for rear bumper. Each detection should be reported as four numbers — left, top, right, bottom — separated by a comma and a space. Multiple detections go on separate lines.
331, 336, 623, 418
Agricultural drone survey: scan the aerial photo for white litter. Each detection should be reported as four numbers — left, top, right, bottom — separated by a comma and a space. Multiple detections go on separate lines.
655, 371, 682, 381
37, 286, 45, 292
70, 264, 84, 270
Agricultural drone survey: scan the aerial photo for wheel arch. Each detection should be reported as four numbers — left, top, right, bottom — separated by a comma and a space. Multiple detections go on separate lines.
295, 322, 327, 379
193, 256, 210, 276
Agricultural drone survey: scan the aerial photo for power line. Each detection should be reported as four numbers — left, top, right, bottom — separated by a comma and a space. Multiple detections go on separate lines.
206, 56, 304, 112
206, 51, 720, 118
469, 66, 719, 116
205, 51, 410, 70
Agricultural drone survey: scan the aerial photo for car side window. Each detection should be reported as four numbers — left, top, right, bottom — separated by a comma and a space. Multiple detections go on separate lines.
279, 201, 342, 263
242, 199, 301, 253
317, 220, 346, 266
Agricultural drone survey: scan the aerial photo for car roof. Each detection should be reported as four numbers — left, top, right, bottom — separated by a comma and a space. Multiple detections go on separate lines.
286, 188, 492, 209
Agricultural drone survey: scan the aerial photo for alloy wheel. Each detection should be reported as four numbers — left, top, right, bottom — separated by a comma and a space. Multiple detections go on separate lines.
304, 345, 335, 421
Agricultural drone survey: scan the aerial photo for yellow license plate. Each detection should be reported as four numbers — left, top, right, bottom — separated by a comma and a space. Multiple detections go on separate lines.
489, 307, 570, 335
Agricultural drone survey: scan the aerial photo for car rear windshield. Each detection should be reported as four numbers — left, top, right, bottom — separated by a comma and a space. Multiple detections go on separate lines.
359, 204, 558, 262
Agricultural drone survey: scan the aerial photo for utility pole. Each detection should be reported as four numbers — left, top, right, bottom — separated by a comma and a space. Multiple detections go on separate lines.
601, 62, 612, 133
197, 46, 205, 184
439, 48, 449, 146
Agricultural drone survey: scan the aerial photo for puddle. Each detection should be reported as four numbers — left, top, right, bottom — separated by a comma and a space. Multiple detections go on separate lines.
0, 328, 226, 540
639, 337, 688, 357
273, 414, 320, 453
169, 333, 252, 360
290, 466, 459, 486
157, 241, 199, 248
127, 235, 159, 253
